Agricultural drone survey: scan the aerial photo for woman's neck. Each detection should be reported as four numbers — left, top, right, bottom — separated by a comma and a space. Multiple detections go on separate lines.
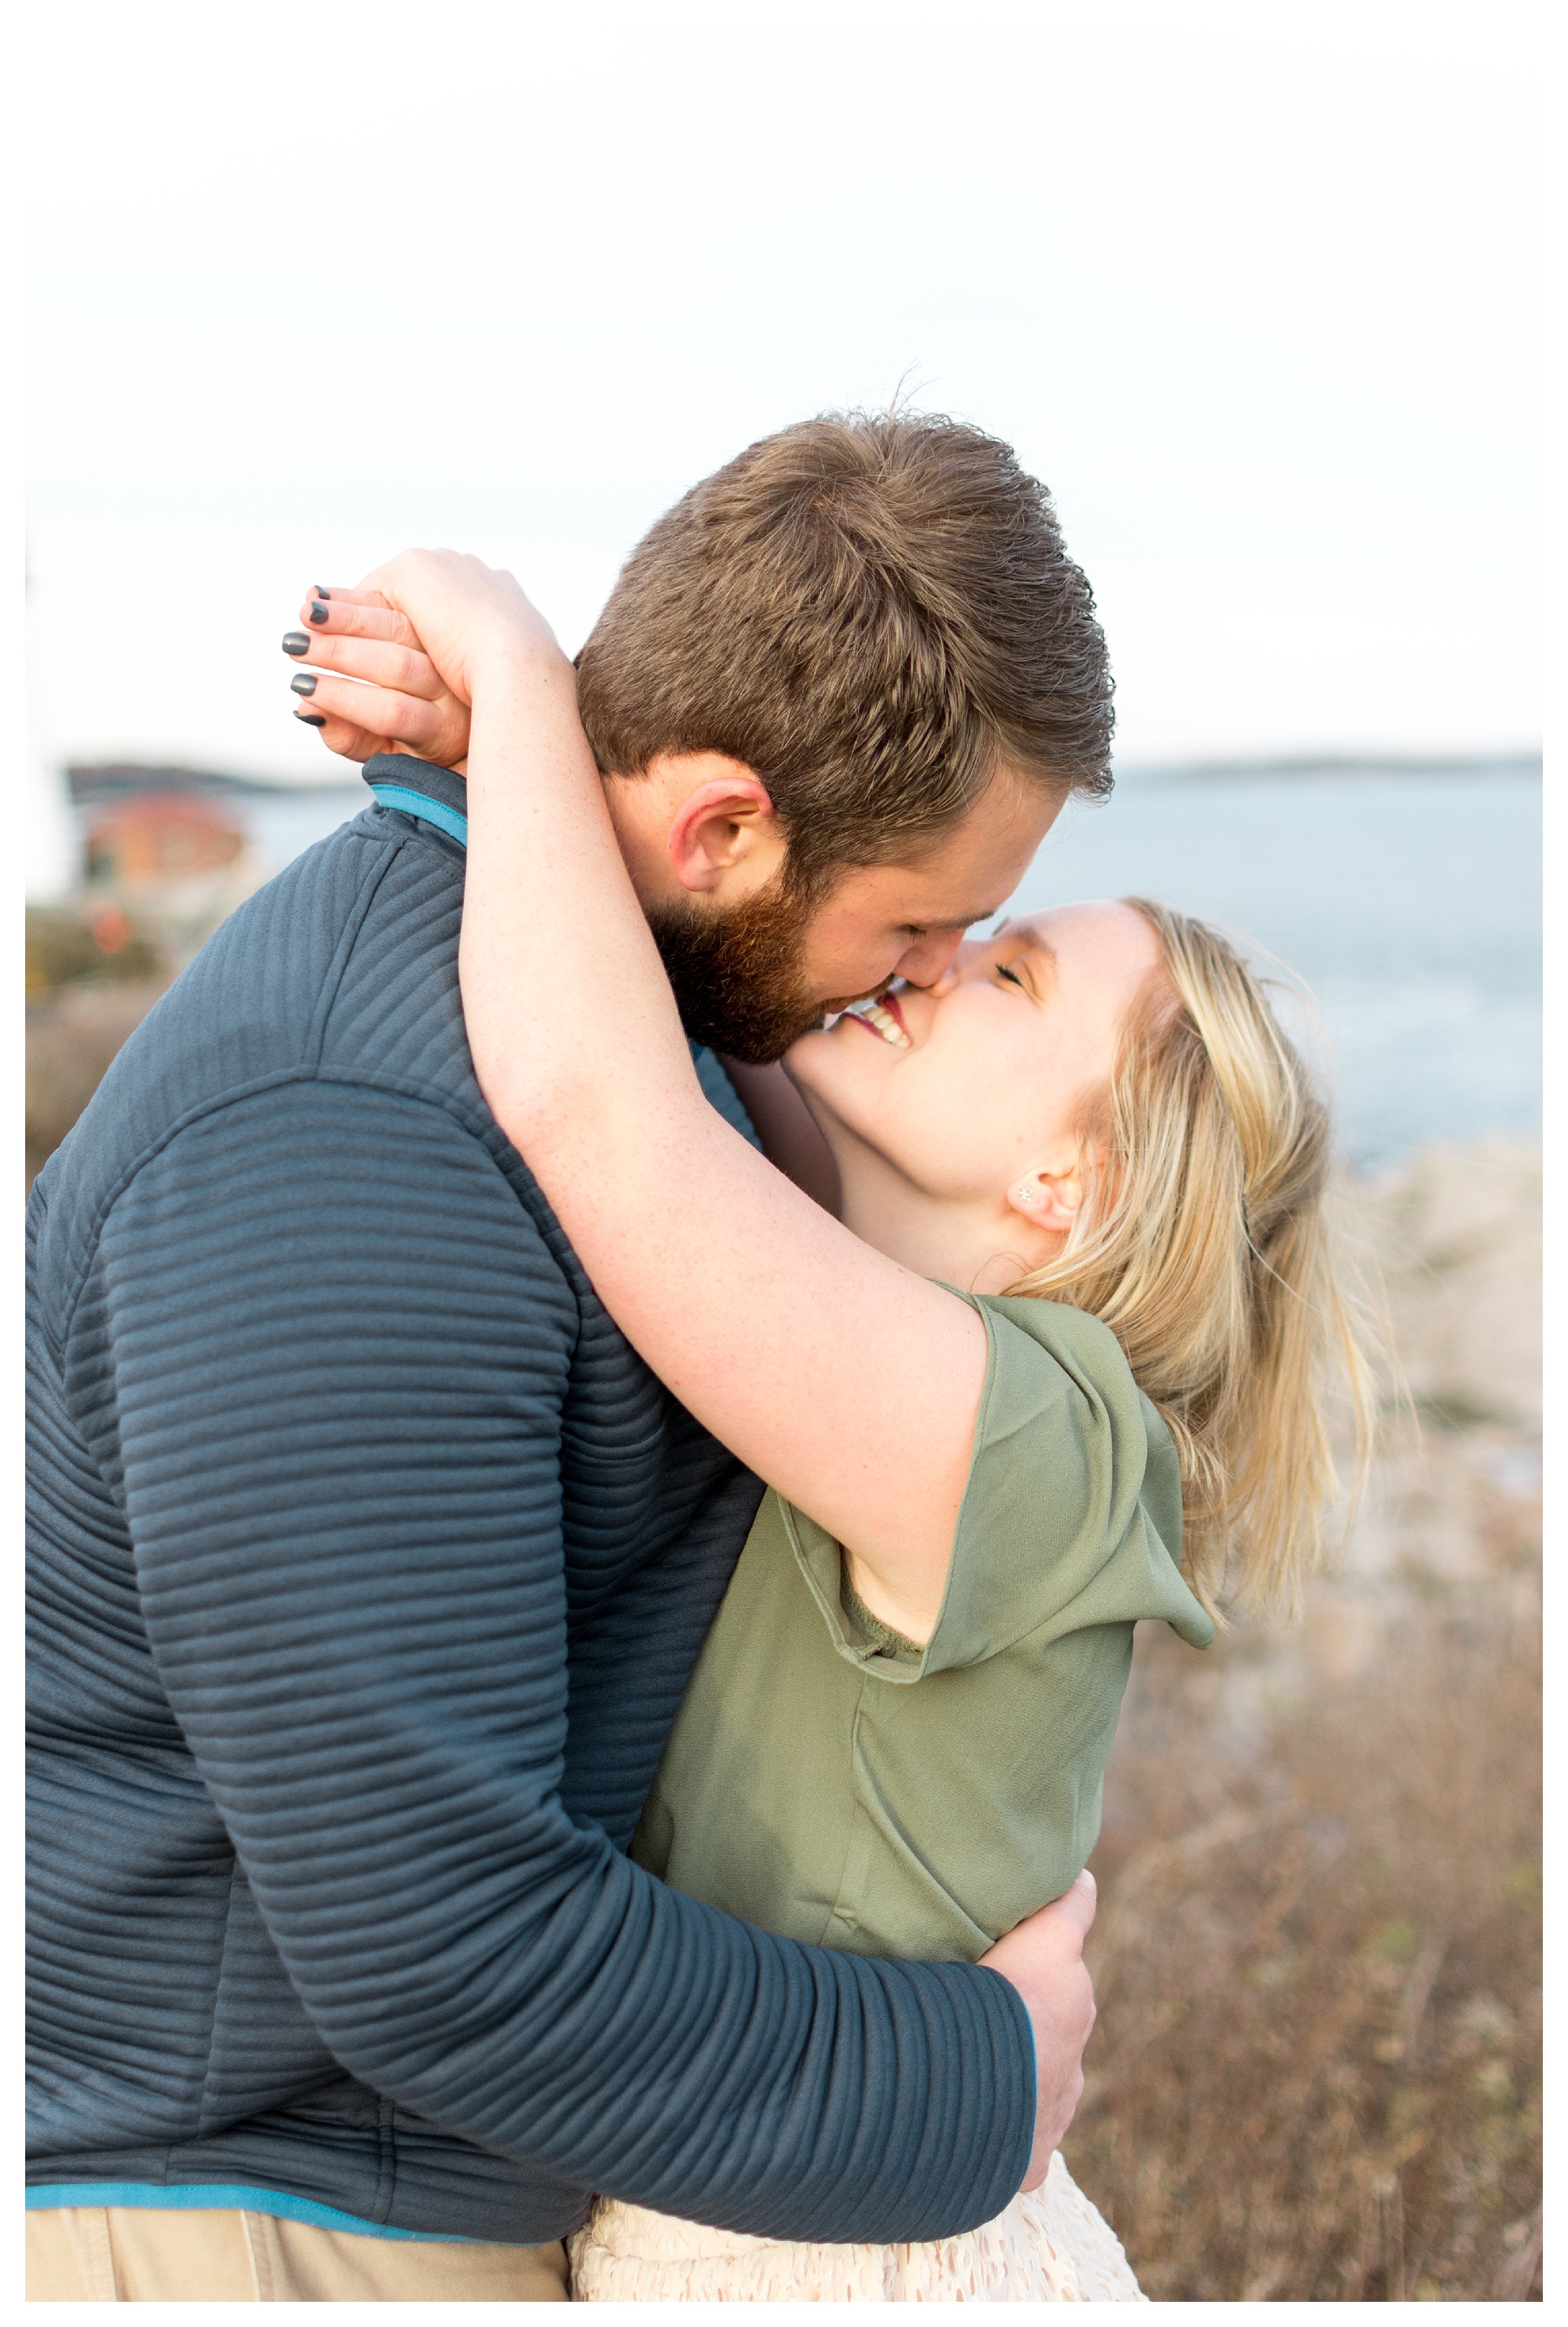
833, 1149, 1050, 1297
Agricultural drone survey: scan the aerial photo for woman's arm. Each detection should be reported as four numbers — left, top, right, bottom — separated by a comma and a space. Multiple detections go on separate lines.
378, 555, 986, 1643
715, 1058, 843, 1215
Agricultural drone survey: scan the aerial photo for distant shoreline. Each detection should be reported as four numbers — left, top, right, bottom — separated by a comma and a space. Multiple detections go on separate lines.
68, 764, 367, 804
68, 750, 1544, 803
1113, 751, 1542, 784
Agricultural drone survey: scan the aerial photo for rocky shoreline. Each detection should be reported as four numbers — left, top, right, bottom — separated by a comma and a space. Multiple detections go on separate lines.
1070, 1134, 1542, 2301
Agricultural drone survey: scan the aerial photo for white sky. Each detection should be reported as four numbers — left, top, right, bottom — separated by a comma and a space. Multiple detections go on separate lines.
26, 0, 1540, 845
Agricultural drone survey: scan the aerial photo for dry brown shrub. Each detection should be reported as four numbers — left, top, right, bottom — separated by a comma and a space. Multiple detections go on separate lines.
26, 980, 170, 1189
1065, 1586, 1542, 2300
26, 903, 165, 994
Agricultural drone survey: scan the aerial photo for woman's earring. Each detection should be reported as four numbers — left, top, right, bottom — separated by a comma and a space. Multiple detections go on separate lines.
1014, 1179, 1038, 1206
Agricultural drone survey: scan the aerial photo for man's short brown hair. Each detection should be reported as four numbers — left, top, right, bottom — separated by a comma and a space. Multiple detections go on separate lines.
576, 410, 1114, 890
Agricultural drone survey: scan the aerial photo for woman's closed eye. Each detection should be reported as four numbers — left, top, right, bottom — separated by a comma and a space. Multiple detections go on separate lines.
996, 962, 1027, 989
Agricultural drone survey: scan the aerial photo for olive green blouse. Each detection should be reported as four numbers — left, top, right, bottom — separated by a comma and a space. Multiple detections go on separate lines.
632, 1292, 1215, 1963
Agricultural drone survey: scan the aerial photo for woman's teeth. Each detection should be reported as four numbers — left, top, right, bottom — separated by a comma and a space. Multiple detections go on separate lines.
845, 998, 911, 1048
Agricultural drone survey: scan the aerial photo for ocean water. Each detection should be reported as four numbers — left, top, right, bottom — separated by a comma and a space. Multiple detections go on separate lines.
1005, 766, 1543, 1170
248, 764, 1542, 1173
247, 784, 371, 873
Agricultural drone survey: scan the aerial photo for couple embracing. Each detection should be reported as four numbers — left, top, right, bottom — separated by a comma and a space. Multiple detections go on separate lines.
27, 413, 1363, 2303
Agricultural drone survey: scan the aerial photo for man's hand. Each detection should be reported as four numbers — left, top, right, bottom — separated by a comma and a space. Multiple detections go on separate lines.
978, 1870, 1098, 2191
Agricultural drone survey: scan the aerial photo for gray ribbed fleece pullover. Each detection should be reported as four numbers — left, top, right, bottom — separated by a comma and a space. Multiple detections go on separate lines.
26, 763, 1035, 2244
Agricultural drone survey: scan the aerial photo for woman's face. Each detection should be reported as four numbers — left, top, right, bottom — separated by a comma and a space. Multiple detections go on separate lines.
785, 901, 1164, 1214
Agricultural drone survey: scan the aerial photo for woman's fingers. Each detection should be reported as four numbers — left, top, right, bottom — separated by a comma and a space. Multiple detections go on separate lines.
315, 584, 392, 610
295, 591, 423, 652
293, 706, 390, 763
288, 669, 470, 763
282, 623, 447, 702
283, 577, 472, 767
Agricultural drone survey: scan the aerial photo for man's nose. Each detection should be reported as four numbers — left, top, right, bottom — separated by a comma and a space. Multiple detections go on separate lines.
895, 927, 999, 993
892, 929, 966, 989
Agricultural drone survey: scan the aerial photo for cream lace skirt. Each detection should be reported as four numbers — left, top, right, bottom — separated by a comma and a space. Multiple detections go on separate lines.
568, 2150, 1144, 2302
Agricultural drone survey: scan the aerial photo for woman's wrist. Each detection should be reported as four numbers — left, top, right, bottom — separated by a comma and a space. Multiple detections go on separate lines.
464, 653, 592, 822
467, 628, 576, 701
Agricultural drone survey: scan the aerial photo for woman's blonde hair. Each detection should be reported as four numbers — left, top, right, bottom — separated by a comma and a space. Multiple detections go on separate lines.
1007, 898, 1375, 1620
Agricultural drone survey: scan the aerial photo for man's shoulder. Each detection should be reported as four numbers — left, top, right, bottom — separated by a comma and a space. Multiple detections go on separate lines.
30, 807, 495, 1271
197, 796, 475, 1090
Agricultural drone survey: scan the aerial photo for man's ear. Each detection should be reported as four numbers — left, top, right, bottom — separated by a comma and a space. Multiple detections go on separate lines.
1004, 1157, 1084, 1237
657, 754, 787, 898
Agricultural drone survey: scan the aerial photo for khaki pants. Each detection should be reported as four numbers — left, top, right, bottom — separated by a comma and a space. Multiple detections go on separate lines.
25, 2205, 571, 2302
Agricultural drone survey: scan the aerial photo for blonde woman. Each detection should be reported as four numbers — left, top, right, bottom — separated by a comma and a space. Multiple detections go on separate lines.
328, 552, 1368, 2302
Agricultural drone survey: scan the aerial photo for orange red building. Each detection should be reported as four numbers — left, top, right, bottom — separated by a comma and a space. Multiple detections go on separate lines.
83, 793, 247, 889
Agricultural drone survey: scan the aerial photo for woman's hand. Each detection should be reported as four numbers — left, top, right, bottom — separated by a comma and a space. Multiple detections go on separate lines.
285, 553, 568, 770
284, 584, 474, 768
357, 551, 566, 706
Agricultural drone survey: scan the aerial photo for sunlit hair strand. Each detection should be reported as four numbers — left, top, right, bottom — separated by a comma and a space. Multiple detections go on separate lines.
1005, 899, 1377, 1621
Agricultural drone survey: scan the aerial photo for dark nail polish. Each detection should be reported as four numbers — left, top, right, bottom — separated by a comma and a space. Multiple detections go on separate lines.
308, 600, 330, 625
283, 631, 310, 657
312, 586, 329, 600
294, 709, 327, 727
291, 672, 318, 697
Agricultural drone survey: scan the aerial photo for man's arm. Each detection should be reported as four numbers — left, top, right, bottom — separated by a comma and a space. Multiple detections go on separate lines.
88, 1074, 1052, 2240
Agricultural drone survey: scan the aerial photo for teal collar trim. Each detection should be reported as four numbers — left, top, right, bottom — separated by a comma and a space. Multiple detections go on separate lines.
369, 783, 469, 848
24, 2181, 477, 2242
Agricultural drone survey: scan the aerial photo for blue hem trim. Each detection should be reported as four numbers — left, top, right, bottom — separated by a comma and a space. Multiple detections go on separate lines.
369, 784, 469, 848
24, 2183, 473, 2243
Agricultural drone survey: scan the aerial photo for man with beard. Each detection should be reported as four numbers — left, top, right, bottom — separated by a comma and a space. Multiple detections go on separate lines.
28, 413, 1113, 2301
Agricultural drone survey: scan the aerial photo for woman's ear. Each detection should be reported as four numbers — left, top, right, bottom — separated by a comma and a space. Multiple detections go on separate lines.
1005, 1159, 1084, 1237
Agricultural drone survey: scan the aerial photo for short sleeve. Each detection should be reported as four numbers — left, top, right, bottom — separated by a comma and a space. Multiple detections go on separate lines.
784, 1289, 1214, 1681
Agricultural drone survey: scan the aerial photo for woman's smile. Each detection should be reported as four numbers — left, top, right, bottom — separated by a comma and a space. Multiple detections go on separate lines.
785, 903, 1169, 1244
840, 989, 911, 1048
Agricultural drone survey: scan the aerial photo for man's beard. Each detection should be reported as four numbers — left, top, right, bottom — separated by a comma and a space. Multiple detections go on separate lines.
647, 874, 827, 1064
